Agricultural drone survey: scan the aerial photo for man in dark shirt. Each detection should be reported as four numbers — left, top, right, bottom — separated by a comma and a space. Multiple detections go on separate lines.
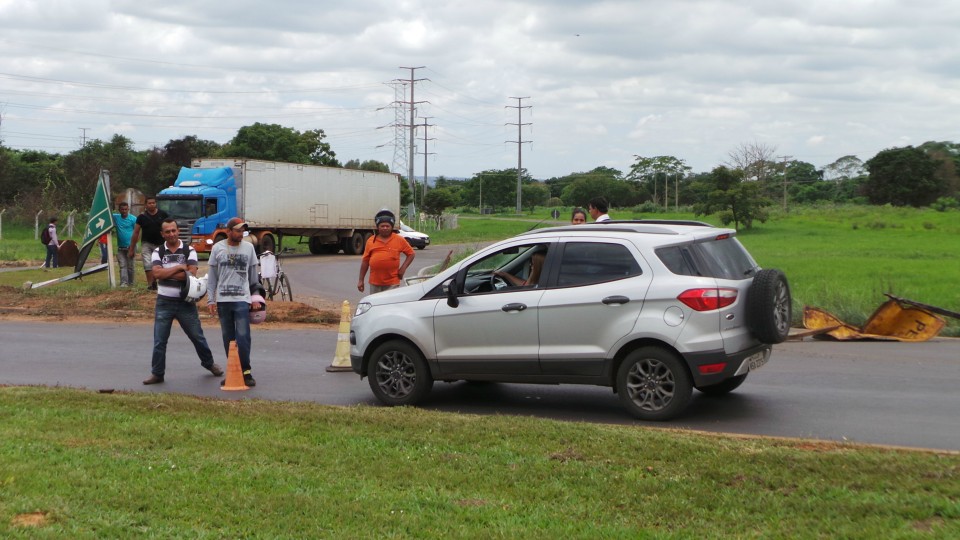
127, 196, 169, 290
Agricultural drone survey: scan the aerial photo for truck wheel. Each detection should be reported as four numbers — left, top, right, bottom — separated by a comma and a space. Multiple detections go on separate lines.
308, 236, 324, 255
260, 234, 276, 255
345, 232, 364, 255
368, 340, 433, 406
746, 269, 792, 344
616, 347, 692, 421
213, 233, 227, 245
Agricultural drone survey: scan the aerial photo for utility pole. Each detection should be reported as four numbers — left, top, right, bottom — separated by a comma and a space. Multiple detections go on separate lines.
675, 172, 680, 211
79, 127, 90, 147
777, 155, 793, 211
506, 97, 531, 214
399, 67, 427, 220
418, 116, 435, 212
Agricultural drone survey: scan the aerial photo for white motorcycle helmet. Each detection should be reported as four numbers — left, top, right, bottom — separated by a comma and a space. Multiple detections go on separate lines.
181, 274, 208, 303
249, 293, 267, 324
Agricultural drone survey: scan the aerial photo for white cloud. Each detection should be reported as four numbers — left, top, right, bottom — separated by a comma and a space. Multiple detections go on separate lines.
1, 0, 958, 177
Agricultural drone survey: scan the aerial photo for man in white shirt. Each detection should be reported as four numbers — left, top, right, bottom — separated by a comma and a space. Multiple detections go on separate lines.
143, 218, 222, 385
588, 197, 611, 222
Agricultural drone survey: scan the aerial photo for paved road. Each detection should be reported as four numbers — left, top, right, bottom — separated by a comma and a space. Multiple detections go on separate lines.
2, 320, 958, 451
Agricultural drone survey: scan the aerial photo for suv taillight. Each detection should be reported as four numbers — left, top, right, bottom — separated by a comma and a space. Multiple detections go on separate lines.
677, 288, 738, 311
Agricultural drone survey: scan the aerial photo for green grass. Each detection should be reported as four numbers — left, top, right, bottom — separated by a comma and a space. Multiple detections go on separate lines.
2, 387, 958, 538
735, 206, 960, 330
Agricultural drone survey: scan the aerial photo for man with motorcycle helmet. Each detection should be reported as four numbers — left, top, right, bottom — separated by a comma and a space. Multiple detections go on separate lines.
206, 217, 263, 387
142, 218, 222, 385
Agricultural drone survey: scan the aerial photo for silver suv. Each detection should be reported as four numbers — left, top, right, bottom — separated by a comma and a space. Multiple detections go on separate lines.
350, 221, 791, 420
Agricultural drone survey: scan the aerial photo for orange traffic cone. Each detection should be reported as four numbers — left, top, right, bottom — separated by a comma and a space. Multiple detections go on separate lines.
221, 340, 250, 391
326, 300, 353, 372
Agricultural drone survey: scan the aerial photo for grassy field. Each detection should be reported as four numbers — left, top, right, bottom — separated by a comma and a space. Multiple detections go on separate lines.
2, 386, 958, 538
2, 204, 958, 335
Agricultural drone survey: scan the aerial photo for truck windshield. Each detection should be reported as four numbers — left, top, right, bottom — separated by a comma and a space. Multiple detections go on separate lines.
158, 198, 203, 220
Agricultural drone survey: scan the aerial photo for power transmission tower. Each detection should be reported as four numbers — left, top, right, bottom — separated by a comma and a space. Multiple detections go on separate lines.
79, 127, 90, 147
388, 81, 408, 177
506, 97, 531, 214
777, 155, 793, 211
398, 66, 428, 219
417, 116, 436, 211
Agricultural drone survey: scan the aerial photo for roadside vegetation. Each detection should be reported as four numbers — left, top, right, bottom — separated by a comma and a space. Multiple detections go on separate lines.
2, 386, 958, 537
1, 203, 958, 336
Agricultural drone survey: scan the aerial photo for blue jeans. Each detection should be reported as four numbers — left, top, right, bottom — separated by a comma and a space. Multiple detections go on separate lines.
117, 248, 136, 285
216, 302, 253, 372
152, 296, 216, 377
44, 244, 59, 268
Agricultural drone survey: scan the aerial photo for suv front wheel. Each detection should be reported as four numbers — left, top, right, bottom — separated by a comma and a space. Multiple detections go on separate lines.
368, 340, 434, 406
616, 347, 692, 421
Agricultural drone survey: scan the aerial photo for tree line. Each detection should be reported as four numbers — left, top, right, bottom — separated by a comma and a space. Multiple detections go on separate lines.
2, 124, 958, 230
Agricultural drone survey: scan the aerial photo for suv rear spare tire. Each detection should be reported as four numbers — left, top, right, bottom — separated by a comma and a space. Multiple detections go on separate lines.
746, 268, 791, 344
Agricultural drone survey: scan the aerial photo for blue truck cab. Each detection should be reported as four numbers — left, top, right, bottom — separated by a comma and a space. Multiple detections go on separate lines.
157, 167, 238, 252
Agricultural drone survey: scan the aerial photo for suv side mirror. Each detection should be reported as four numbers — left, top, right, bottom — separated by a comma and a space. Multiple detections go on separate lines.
445, 276, 460, 308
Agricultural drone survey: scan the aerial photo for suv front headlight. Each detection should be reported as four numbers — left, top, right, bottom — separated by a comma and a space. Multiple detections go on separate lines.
355, 302, 372, 317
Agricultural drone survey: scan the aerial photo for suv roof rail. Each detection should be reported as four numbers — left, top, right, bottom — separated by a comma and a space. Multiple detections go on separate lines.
519, 223, 680, 236
626, 219, 714, 227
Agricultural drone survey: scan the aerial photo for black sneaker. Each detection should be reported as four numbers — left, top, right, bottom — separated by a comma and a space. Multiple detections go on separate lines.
243, 373, 256, 387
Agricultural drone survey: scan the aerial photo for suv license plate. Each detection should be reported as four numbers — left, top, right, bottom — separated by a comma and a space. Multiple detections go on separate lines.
746, 350, 769, 371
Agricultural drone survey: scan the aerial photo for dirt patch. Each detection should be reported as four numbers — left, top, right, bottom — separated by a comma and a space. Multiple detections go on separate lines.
11, 511, 49, 528
0, 285, 341, 329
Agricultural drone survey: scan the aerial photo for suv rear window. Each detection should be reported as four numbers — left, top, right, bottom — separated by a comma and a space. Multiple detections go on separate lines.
656, 237, 756, 280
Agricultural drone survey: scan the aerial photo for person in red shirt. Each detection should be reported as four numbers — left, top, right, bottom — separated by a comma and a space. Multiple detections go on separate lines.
98, 233, 109, 263
357, 209, 415, 294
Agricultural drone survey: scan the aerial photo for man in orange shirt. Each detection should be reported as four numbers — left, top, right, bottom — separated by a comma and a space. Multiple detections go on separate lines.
357, 209, 415, 293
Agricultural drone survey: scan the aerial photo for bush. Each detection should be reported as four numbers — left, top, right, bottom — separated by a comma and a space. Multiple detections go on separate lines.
633, 201, 662, 214
931, 197, 959, 212
546, 197, 564, 207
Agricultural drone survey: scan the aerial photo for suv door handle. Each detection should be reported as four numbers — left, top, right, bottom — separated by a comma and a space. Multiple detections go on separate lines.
602, 295, 630, 305
501, 303, 527, 312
